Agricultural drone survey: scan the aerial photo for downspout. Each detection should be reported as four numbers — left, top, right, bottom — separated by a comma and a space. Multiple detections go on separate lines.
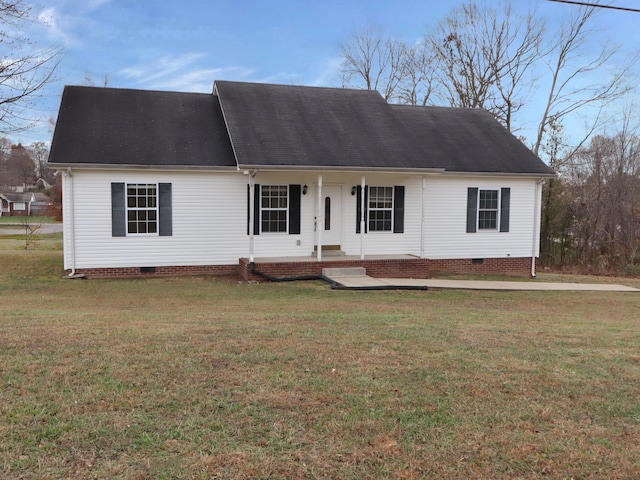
64, 168, 76, 277
360, 175, 365, 260
531, 178, 544, 278
317, 175, 323, 262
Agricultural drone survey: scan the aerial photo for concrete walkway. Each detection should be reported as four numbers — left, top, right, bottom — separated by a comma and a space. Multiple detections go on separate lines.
327, 274, 640, 292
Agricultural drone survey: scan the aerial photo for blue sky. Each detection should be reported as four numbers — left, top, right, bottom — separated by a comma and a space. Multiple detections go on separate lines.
14, 0, 640, 146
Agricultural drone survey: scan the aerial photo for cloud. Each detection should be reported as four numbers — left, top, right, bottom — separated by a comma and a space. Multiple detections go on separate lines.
311, 56, 345, 87
119, 54, 254, 92
35, 1, 112, 47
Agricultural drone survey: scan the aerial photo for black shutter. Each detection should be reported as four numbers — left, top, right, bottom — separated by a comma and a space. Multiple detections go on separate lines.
158, 183, 172, 236
288, 184, 301, 234
466, 187, 478, 233
247, 184, 260, 235
393, 186, 404, 233
111, 182, 126, 237
355, 185, 368, 233
500, 187, 510, 232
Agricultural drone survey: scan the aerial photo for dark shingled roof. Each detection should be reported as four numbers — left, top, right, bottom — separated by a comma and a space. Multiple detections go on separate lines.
215, 81, 427, 170
215, 80, 553, 175
390, 104, 555, 175
48, 86, 236, 168
48, 81, 554, 176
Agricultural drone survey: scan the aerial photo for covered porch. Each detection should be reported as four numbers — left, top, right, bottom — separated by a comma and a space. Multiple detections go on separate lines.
238, 254, 429, 281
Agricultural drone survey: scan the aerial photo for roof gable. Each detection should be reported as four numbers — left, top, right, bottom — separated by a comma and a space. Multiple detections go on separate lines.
48, 86, 236, 169
215, 80, 429, 170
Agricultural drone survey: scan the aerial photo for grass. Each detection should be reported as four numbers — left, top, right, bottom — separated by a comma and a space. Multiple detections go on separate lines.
1, 237, 639, 479
0, 216, 59, 224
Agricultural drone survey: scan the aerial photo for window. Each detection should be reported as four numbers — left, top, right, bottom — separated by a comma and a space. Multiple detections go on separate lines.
478, 189, 498, 230
368, 186, 393, 232
466, 187, 510, 233
13, 202, 26, 211
356, 185, 404, 234
261, 185, 288, 233
111, 182, 172, 237
127, 184, 158, 234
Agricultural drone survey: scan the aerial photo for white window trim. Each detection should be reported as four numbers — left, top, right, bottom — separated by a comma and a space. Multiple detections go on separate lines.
260, 184, 289, 234
367, 185, 394, 233
13, 202, 26, 211
477, 188, 500, 231
126, 183, 159, 236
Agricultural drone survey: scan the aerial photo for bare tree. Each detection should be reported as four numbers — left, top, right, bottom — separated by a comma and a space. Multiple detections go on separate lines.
426, 0, 544, 132
531, 3, 635, 157
0, 1, 62, 133
27, 141, 53, 184
339, 25, 407, 101
5, 142, 34, 188
395, 42, 437, 106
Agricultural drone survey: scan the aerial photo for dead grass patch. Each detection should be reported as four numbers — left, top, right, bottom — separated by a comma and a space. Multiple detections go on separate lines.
1, 239, 639, 478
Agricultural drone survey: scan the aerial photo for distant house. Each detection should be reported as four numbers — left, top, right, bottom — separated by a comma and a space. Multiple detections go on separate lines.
0, 192, 52, 217
47, 81, 555, 279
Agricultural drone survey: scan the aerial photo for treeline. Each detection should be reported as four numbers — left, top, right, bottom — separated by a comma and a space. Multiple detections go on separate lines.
0, 139, 54, 189
542, 126, 640, 275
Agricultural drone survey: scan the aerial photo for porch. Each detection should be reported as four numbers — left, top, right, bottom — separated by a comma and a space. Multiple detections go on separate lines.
238, 254, 430, 281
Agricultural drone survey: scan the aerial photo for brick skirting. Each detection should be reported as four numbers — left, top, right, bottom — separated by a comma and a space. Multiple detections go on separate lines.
428, 257, 532, 277
66, 256, 533, 280
65, 264, 238, 279
239, 257, 430, 282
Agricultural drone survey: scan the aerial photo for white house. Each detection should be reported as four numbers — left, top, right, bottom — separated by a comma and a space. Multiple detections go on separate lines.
47, 81, 555, 279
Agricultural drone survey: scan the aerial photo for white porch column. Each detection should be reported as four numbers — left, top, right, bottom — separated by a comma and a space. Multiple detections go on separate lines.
360, 175, 365, 260
248, 172, 255, 262
420, 176, 426, 259
317, 175, 323, 262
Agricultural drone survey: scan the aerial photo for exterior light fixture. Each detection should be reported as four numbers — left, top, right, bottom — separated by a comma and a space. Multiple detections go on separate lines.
302, 184, 308, 195
351, 186, 357, 195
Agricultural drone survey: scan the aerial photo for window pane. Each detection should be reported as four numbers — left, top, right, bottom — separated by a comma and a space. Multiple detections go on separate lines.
126, 183, 158, 235
368, 186, 393, 231
324, 197, 331, 230
260, 185, 288, 233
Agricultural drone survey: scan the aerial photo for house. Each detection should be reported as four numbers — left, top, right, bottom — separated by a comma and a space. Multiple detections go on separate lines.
0, 192, 53, 217
47, 81, 555, 280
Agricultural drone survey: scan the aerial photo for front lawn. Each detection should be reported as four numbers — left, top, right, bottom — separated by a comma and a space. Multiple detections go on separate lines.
1, 239, 638, 479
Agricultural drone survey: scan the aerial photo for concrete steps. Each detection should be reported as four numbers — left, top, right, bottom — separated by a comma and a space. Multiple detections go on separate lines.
322, 267, 366, 277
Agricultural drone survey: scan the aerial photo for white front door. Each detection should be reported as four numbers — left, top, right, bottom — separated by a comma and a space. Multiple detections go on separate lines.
317, 185, 342, 247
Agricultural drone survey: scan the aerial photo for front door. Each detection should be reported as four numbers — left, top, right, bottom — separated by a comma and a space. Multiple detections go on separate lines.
316, 185, 342, 248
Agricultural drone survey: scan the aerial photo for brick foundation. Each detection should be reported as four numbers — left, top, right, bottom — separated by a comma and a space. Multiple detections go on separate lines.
428, 257, 532, 277
65, 264, 238, 279
239, 257, 430, 282
66, 256, 534, 280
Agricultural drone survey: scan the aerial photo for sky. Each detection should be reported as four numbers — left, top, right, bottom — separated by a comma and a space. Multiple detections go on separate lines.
12, 0, 640, 147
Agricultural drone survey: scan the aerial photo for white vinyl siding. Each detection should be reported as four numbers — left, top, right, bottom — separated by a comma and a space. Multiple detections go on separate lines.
424, 176, 537, 259
62, 169, 541, 270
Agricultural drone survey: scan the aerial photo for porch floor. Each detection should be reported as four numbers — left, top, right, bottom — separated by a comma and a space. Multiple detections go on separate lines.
252, 254, 419, 263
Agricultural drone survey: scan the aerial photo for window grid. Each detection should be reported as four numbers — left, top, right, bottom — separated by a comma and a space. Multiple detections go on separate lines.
261, 185, 288, 233
368, 186, 393, 232
127, 184, 158, 234
478, 189, 498, 230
